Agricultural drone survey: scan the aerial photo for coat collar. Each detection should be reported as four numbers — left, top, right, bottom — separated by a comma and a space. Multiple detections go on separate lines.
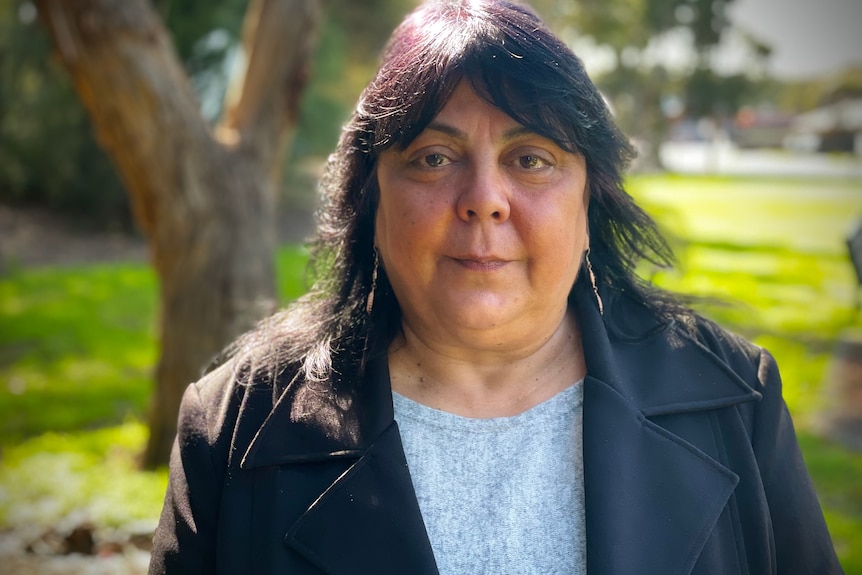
574, 277, 761, 415
241, 354, 394, 467
240, 276, 762, 575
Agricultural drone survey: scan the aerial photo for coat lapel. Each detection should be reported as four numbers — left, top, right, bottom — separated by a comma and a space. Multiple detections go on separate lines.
241, 355, 394, 466
582, 375, 741, 575
285, 420, 439, 574
240, 354, 438, 574
574, 279, 760, 575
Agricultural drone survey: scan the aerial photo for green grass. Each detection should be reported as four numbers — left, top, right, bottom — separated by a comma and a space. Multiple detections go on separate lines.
0, 175, 860, 568
0, 245, 311, 533
0, 263, 158, 442
0, 421, 167, 531
798, 431, 862, 574
0, 245, 310, 445
628, 174, 862, 572
627, 175, 862, 417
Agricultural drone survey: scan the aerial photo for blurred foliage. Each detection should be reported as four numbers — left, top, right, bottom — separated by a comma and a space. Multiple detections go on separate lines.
0, 0, 130, 228
683, 68, 762, 119
531, 0, 770, 166
284, 0, 416, 204
2, 0, 858, 222
153, 0, 246, 73
0, 0, 416, 227
535, 0, 734, 52
769, 66, 862, 113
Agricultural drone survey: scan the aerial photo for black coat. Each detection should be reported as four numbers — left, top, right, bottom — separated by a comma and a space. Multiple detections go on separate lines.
149, 281, 844, 574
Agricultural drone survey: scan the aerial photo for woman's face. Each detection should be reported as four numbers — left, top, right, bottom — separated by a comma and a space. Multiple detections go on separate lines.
375, 80, 589, 351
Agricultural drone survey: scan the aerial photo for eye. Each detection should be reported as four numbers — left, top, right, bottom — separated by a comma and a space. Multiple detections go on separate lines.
517, 154, 552, 170
422, 153, 450, 168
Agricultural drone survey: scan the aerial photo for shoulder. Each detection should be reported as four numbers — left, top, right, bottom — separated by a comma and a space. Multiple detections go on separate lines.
608, 289, 774, 396
169, 360, 245, 480
179, 359, 244, 442
176, 356, 290, 468
680, 314, 775, 393
684, 314, 760, 364
609, 288, 766, 375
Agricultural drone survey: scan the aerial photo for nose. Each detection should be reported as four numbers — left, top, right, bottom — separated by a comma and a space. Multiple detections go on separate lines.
456, 163, 511, 223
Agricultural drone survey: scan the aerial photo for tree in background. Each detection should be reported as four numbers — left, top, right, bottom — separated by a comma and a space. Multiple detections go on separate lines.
0, 0, 411, 227
0, 0, 129, 227
533, 0, 770, 167
34, 0, 321, 468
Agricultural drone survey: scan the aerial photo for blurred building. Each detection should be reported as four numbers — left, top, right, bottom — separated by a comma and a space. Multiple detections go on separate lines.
732, 107, 794, 149
785, 98, 862, 155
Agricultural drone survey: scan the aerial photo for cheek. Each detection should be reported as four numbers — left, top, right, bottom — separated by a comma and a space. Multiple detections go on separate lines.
377, 184, 447, 243
533, 197, 589, 282
541, 196, 588, 250
569, 187, 590, 253
374, 193, 433, 274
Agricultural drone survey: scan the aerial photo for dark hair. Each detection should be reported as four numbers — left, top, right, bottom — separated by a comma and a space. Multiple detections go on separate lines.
235, 0, 688, 383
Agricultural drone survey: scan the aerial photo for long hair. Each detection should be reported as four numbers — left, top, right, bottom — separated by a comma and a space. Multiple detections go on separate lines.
233, 0, 688, 384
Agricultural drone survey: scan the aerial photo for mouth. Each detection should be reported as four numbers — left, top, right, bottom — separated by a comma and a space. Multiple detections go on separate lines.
451, 256, 509, 271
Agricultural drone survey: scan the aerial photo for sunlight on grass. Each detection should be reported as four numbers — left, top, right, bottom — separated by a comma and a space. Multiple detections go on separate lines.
0, 246, 311, 444
0, 246, 311, 549
0, 263, 157, 443
628, 174, 862, 571
0, 422, 167, 530
628, 174, 862, 254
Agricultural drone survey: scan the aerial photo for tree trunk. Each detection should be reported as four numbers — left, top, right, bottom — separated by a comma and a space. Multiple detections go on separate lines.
35, 0, 320, 468
816, 330, 862, 451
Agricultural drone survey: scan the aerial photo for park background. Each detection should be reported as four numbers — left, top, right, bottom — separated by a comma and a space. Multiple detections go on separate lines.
1, 0, 861, 572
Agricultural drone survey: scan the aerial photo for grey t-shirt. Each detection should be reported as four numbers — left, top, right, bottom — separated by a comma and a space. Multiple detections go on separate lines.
393, 380, 586, 575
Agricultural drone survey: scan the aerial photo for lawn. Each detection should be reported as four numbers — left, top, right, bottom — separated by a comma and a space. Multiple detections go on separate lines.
629, 174, 862, 571
0, 246, 310, 542
1, 174, 861, 570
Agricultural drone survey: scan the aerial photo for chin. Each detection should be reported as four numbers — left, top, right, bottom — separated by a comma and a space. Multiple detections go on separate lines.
439, 299, 519, 332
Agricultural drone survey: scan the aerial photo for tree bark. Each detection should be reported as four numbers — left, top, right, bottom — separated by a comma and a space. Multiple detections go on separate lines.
35, 0, 320, 468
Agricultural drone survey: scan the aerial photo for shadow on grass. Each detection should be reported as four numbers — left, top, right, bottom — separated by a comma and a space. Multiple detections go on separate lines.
798, 432, 862, 573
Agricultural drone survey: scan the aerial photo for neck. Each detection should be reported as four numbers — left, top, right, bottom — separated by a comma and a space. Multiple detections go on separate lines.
388, 310, 586, 418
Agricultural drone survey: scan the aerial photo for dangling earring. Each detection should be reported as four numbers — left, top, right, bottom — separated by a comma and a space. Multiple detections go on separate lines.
585, 248, 604, 315
366, 249, 379, 314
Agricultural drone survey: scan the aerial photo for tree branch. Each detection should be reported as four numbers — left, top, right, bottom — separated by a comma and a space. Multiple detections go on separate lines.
34, 0, 212, 238
220, 0, 321, 167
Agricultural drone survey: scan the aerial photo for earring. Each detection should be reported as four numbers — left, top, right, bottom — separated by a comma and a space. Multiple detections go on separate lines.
366, 249, 379, 314
585, 248, 604, 315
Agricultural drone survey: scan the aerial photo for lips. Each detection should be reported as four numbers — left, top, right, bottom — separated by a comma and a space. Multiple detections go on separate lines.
451, 256, 509, 271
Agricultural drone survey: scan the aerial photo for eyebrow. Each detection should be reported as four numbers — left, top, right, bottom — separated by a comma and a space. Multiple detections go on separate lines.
424, 121, 535, 144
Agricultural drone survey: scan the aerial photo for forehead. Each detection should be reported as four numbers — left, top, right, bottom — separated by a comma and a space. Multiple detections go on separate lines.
382, 72, 582, 158
405, 81, 582, 164
437, 80, 504, 113
424, 81, 524, 133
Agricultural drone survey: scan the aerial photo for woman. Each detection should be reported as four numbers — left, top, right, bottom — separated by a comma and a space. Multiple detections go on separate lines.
149, 1, 843, 573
